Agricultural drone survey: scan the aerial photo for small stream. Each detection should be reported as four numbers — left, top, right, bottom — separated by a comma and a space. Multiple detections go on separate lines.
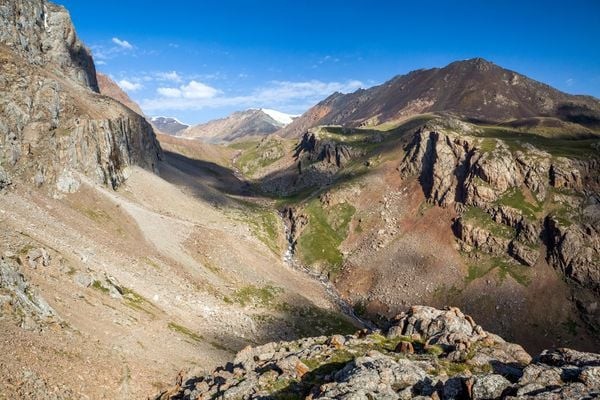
280, 216, 376, 330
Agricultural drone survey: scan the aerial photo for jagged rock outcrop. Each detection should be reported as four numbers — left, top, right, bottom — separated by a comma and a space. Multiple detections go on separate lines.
0, 256, 56, 330
155, 306, 600, 399
400, 117, 599, 295
294, 131, 355, 170
0, 0, 98, 91
277, 130, 358, 191
0, 0, 162, 190
546, 216, 600, 293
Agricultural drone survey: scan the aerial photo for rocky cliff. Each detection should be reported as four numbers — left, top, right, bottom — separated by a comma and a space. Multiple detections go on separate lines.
0, 0, 162, 191
156, 306, 600, 399
399, 118, 600, 326
96, 72, 145, 116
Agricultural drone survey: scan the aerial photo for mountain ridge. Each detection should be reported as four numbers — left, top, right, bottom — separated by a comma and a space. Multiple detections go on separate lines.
182, 108, 295, 143
278, 58, 600, 138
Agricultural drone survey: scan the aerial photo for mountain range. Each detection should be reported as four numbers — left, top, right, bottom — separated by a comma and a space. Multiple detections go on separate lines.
180, 108, 296, 143
279, 57, 600, 138
1, 1, 600, 398
150, 116, 190, 135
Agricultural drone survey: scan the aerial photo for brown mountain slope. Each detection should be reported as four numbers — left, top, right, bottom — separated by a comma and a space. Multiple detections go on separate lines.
182, 109, 288, 143
278, 58, 600, 137
96, 72, 145, 116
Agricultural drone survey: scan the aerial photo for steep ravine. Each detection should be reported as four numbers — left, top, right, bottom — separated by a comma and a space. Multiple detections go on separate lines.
280, 208, 374, 329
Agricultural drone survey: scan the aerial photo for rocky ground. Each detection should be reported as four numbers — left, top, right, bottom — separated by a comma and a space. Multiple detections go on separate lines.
155, 305, 600, 400
0, 155, 355, 398
265, 118, 599, 353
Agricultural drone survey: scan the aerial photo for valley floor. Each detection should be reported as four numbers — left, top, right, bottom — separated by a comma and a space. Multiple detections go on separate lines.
0, 139, 349, 398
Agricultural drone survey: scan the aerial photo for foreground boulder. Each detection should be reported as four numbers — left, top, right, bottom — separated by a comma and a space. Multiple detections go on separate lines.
155, 306, 600, 399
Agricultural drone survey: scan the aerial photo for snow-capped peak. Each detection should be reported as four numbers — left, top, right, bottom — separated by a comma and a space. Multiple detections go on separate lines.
151, 116, 188, 125
260, 109, 297, 125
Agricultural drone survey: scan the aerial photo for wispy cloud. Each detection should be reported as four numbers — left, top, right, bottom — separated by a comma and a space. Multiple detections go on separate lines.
155, 71, 183, 82
112, 37, 133, 50
91, 37, 136, 62
156, 80, 221, 99
566, 78, 575, 87
141, 79, 363, 112
118, 79, 142, 91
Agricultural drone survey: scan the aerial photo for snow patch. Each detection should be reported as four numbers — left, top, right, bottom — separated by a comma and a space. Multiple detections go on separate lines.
260, 109, 297, 125
151, 116, 189, 126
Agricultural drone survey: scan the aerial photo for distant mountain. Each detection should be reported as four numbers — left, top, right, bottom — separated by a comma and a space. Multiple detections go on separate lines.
96, 73, 145, 116
182, 108, 296, 143
150, 116, 190, 135
279, 58, 600, 137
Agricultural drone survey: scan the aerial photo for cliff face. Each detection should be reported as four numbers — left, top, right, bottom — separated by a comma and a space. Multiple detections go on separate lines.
0, 0, 98, 91
0, 0, 161, 191
96, 72, 145, 116
399, 118, 600, 325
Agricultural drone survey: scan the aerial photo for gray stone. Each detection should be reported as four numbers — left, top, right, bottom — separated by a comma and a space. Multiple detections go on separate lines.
472, 374, 511, 399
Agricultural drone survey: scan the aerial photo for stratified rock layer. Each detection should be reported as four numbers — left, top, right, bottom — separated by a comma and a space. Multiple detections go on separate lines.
0, 0, 161, 190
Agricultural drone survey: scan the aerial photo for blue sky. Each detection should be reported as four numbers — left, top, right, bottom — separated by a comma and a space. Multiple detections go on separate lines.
57, 0, 600, 125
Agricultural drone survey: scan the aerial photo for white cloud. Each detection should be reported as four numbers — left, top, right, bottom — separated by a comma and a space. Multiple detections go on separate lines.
142, 79, 363, 113
181, 80, 220, 98
157, 80, 220, 99
118, 79, 142, 91
156, 71, 182, 82
96, 60, 107, 66
566, 78, 575, 87
112, 37, 133, 50
257, 80, 362, 100
157, 87, 182, 98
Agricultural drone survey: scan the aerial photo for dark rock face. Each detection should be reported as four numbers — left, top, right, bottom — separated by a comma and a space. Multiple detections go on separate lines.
155, 306, 600, 399
294, 131, 355, 170
0, 0, 162, 190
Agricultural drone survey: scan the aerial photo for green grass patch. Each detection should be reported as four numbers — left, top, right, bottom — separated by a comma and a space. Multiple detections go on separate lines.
426, 344, 445, 357
167, 322, 204, 342
296, 199, 355, 275
478, 138, 497, 153
496, 187, 543, 220
476, 126, 600, 159
91, 280, 109, 294
231, 284, 283, 308
121, 287, 155, 316
463, 207, 516, 239
234, 138, 285, 177
464, 253, 531, 286
291, 305, 357, 337
232, 202, 282, 254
